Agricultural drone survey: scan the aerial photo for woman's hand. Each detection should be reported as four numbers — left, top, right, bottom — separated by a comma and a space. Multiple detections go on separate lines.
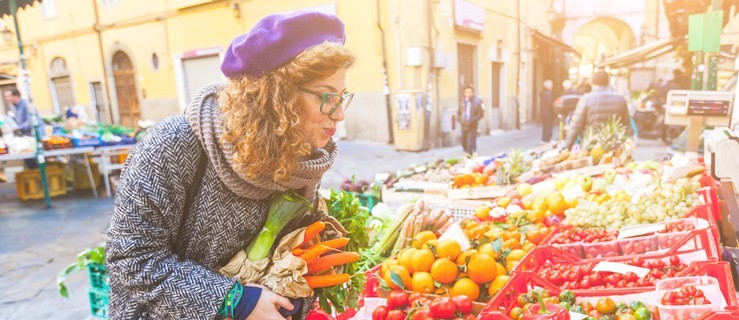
245, 284, 294, 320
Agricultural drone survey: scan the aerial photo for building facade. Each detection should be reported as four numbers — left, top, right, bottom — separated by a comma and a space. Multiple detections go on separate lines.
0, 0, 559, 148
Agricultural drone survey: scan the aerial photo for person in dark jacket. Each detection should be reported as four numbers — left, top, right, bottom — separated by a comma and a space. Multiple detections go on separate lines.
458, 86, 485, 154
106, 11, 354, 320
540, 80, 555, 143
564, 70, 633, 149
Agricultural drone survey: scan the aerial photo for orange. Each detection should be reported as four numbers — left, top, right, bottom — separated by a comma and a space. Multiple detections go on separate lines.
506, 249, 527, 263
423, 239, 439, 251
411, 272, 435, 293
525, 230, 543, 245
488, 275, 511, 296
496, 263, 507, 277
503, 231, 522, 242
522, 242, 536, 252
430, 258, 458, 284
497, 197, 512, 208
435, 239, 462, 260
398, 248, 418, 273
474, 206, 491, 220
468, 225, 488, 241
547, 195, 568, 216
451, 278, 480, 300
503, 238, 522, 251
477, 243, 499, 259
381, 259, 398, 279
411, 249, 435, 273
384, 265, 412, 290
411, 231, 438, 249
468, 253, 497, 284
527, 210, 546, 224
506, 260, 518, 272
456, 249, 478, 265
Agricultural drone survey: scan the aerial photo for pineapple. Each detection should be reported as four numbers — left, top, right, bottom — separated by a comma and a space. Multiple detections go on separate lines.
590, 117, 627, 164
495, 148, 531, 185
590, 144, 606, 165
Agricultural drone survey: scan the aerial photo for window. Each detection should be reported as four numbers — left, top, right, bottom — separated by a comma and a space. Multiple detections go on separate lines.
42, 0, 57, 19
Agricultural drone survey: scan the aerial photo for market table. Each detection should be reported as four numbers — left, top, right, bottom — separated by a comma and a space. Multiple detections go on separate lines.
93, 144, 135, 197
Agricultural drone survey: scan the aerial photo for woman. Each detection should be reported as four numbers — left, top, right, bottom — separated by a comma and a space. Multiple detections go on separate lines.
106, 11, 354, 320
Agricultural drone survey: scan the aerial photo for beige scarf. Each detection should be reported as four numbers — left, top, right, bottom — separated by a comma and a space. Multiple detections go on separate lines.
185, 83, 337, 201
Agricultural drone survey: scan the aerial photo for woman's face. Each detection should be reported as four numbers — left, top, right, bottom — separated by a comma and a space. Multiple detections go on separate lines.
299, 67, 348, 148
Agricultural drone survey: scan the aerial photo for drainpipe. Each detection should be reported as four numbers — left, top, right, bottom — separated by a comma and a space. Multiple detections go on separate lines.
93, 0, 113, 124
377, 0, 394, 143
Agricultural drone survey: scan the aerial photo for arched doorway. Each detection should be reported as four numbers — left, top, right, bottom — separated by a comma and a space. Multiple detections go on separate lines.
112, 51, 139, 127
573, 17, 636, 72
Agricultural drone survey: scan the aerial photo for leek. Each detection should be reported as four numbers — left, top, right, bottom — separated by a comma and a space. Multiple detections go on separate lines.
245, 191, 312, 261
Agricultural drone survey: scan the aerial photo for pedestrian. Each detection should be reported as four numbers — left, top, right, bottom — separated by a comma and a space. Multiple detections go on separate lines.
540, 80, 555, 143
106, 11, 354, 320
457, 85, 485, 154
564, 70, 633, 149
4, 88, 32, 136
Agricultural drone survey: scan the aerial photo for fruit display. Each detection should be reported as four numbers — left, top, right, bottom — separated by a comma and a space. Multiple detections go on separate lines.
495, 149, 532, 186
371, 290, 478, 320
506, 291, 657, 320
372, 200, 456, 257
42, 136, 73, 149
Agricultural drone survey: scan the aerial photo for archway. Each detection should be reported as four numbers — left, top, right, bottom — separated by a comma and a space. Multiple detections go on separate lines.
573, 17, 636, 77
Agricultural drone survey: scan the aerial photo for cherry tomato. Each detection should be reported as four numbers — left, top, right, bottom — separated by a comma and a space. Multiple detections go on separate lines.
429, 297, 456, 319
386, 310, 405, 320
412, 308, 433, 320
372, 306, 389, 320
387, 291, 409, 310
452, 295, 473, 314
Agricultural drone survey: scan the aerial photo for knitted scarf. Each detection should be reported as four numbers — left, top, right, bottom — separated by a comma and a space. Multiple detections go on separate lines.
185, 83, 337, 201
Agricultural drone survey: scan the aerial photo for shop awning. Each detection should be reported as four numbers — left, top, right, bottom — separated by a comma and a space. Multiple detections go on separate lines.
531, 30, 581, 59
597, 37, 685, 69
0, 0, 41, 18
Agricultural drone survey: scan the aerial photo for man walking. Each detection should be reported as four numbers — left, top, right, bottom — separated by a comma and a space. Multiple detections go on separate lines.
458, 86, 485, 155
564, 71, 632, 149
540, 80, 555, 143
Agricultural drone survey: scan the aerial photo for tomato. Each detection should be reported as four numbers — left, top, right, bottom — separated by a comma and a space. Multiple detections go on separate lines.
387, 291, 409, 310
661, 292, 676, 305
630, 301, 646, 311
429, 297, 456, 319
463, 314, 476, 320
372, 306, 389, 320
634, 307, 653, 320
596, 298, 617, 315
619, 315, 637, 320
412, 308, 433, 320
646, 305, 660, 320
409, 293, 423, 306
509, 307, 524, 320
669, 255, 681, 266
581, 301, 595, 314
386, 310, 405, 320
517, 293, 535, 307
451, 295, 473, 314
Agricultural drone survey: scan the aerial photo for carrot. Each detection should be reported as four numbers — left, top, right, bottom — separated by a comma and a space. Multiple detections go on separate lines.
305, 274, 351, 288
291, 248, 306, 256
307, 252, 360, 275
297, 245, 330, 264
300, 221, 326, 247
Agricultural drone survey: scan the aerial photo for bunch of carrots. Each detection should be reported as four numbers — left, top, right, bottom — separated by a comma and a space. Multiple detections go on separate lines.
292, 221, 360, 289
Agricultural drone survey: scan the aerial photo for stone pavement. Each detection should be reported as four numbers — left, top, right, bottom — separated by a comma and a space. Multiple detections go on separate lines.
0, 124, 669, 319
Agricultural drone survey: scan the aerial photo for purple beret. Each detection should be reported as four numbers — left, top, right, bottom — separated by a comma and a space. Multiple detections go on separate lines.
221, 10, 346, 79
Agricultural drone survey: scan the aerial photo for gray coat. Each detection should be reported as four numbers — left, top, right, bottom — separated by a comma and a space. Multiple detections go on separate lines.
106, 115, 317, 319
564, 86, 633, 148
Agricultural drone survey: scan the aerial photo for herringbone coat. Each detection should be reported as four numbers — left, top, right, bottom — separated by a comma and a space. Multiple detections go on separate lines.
106, 115, 316, 319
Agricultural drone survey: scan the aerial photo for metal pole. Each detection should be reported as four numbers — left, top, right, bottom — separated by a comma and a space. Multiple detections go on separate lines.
10, 0, 50, 207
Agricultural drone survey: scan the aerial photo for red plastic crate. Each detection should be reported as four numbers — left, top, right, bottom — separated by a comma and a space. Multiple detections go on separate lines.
698, 186, 721, 223
479, 262, 736, 320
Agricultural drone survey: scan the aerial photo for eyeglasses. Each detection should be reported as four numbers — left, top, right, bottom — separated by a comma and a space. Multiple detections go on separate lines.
299, 87, 354, 115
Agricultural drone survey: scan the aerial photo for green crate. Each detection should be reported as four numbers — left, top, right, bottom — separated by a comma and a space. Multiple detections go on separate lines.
86, 263, 109, 291
355, 193, 380, 211
88, 287, 109, 318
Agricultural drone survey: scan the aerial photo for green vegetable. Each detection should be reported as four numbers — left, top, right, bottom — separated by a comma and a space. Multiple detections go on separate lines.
244, 191, 311, 261
57, 243, 106, 298
315, 190, 371, 314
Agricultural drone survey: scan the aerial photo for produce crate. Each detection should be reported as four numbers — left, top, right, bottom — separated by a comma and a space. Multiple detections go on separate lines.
15, 165, 67, 201
447, 199, 490, 221
87, 263, 109, 291
348, 192, 380, 211
447, 185, 512, 200
515, 231, 721, 275
479, 262, 736, 320
88, 287, 109, 318
698, 186, 721, 223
